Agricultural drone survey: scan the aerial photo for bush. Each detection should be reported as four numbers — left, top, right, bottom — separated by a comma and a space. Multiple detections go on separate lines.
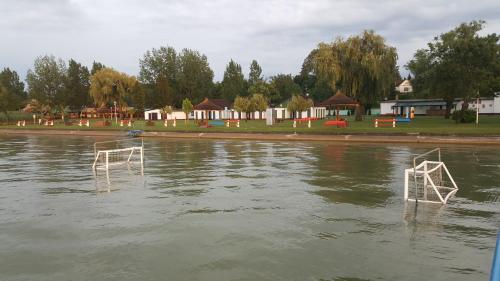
0, 111, 33, 124
452, 109, 476, 123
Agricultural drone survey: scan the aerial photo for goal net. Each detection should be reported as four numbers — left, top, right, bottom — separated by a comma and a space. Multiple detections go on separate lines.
405, 160, 458, 204
92, 139, 144, 170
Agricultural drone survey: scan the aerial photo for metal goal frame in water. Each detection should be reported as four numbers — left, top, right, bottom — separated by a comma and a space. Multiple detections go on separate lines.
404, 148, 458, 204
92, 139, 144, 170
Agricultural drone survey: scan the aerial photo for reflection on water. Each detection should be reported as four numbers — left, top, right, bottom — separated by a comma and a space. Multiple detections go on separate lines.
93, 163, 144, 193
0, 135, 498, 281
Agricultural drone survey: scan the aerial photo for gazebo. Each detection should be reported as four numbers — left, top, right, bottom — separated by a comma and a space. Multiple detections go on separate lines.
320, 90, 358, 120
193, 98, 231, 126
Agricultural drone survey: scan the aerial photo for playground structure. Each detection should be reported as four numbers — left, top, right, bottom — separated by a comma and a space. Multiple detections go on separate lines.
164, 118, 177, 127
395, 117, 411, 123
120, 120, 133, 127
92, 138, 144, 170
293, 117, 318, 128
208, 120, 225, 126
374, 118, 396, 128
404, 148, 458, 204
79, 119, 90, 127
324, 119, 348, 128
225, 119, 240, 127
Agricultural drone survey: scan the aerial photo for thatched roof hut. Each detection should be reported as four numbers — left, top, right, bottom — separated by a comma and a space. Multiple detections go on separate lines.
193, 98, 231, 111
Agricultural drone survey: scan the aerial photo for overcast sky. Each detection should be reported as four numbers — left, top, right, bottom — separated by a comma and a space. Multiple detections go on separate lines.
1, 0, 499, 81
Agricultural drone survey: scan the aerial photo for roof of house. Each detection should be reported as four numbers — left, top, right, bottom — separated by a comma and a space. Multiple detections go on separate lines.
397, 79, 412, 87
381, 97, 495, 106
392, 100, 447, 107
319, 90, 358, 107
193, 98, 231, 110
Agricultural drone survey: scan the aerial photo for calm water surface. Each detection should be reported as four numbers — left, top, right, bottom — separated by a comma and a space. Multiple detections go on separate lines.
0, 135, 499, 281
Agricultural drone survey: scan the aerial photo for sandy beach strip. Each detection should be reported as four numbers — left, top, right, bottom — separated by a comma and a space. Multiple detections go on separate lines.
1, 129, 500, 145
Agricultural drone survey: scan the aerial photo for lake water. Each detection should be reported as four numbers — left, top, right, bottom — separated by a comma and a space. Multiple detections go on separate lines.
0, 135, 498, 281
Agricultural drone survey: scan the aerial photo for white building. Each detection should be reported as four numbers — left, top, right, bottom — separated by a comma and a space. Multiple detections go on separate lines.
144, 109, 190, 120
192, 106, 326, 120
380, 95, 500, 116
272, 106, 326, 119
456, 97, 500, 114
145, 97, 327, 121
395, 79, 413, 94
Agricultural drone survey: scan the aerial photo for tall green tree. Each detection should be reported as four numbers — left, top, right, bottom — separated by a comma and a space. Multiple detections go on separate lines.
64, 59, 90, 109
26, 55, 67, 108
91, 61, 106, 75
129, 83, 146, 112
406, 20, 500, 118
248, 80, 272, 101
0, 68, 26, 110
248, 60, 263, 85
139, 46, 178, 108
148, 77, 174, 109
0, 83, 12, 120
269, 74, 302, 105
176, 49, 214, 105
312, 31, 398, 120
220, 59, 247, 101
295, 50, 335, 103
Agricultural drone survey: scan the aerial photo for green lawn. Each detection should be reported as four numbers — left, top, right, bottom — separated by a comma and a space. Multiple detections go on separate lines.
1, 115, 500, 136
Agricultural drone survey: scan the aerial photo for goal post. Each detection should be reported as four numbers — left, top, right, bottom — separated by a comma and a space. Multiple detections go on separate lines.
405, 148, 458, 204
92, 139, 144, 170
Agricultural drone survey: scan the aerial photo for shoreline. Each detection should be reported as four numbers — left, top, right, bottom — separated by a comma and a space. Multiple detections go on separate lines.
1, 129, 500, 145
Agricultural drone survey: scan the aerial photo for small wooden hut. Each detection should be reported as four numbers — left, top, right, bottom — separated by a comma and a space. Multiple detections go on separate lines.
320, 90, 358, 120
193, 98, 231, 125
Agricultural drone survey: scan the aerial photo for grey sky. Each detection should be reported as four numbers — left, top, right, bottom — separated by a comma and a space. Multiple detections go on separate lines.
1, 0, 499, 81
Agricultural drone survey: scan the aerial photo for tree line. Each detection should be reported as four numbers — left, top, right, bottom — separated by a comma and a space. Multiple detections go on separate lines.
0, 20, 498, 120
406, 20, 500, 118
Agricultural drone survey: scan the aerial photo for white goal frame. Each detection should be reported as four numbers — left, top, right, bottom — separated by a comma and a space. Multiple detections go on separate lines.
92, 139, 144, 170
404, 148, 458, 204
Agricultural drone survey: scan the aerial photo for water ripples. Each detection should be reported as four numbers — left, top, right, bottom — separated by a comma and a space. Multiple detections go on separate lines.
0, 136, 498, 281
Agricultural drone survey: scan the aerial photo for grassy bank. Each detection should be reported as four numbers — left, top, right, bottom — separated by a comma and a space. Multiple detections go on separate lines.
1, 115, 500, 136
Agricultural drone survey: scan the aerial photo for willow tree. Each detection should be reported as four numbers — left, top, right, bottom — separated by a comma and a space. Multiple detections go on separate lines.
312, 30, 398, 120
89, 68, 138, 116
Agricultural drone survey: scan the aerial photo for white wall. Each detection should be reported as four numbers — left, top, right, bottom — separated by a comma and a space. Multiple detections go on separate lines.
145, 109, 192, 120
165, 111, 190, 119
193, 109, 239, 120
380, 102, 396, 115
456, 98, 496, 114
380, 97, 500, 116
270, 107, 326, 119
190, 106, 327, 120
144, 109, 161, 120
